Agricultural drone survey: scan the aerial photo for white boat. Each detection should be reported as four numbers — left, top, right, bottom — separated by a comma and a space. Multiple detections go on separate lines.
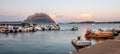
71, 37, 91, 50
34, 25, 42, 31
72, 39, 91, 46
51, 24, 60, 30
72, 39, 91, 48
71, 26, 78, 31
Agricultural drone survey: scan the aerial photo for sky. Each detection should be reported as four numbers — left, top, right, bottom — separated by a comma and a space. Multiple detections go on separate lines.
0, 0, 120, 23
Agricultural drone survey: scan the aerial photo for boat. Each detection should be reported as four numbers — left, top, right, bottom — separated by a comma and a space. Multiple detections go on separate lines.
105, 30, 119, 36
0, 27, 7, 33
44, 26, 51, 31
71, 26, 78, 31
51, 24, 60, 30
71, 40, 91, 49
42, 24, 60, 31
34, 25, 42, 31
85, 28, 114, 39
71, 37, 91, 50
106, 28, 120, 35
85, 32, 113, 39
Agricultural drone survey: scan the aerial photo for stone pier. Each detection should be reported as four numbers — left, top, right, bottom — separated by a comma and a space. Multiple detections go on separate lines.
69, 36, 120, 54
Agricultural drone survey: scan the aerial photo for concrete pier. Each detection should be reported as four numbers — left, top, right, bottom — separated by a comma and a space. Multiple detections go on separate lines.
69, 36, 120, 54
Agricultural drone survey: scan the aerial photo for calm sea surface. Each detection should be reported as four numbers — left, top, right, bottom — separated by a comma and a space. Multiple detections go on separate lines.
0, 24, 120, 54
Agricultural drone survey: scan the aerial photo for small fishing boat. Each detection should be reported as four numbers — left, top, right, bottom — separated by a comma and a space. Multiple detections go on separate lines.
106, 28, 120, 35
34, 25, 42, 31
51, 24, 60, 30
71, 26, 78, 31
71, 37, 91, 50
44, 26, 51, 31
85, 29, 114, 39
85, 32, 113, 39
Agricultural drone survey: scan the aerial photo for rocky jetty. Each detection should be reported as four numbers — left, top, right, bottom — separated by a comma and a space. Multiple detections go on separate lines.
24, 13, 55, 24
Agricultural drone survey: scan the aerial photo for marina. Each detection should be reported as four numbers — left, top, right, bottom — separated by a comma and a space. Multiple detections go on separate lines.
0, 0, 120, 54
0, 22, 60, 33
0, 23, 120, 54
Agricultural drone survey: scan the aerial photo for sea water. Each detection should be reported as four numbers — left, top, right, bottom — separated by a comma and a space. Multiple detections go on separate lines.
0, 24, 120, 54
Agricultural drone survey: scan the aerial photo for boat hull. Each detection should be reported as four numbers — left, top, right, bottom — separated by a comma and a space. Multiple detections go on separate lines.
71, 40, 91, 50
85, 32, 113, 39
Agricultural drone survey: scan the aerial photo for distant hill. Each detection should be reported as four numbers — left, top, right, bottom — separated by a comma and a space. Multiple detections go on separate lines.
67, 21, 120, 24
24, 13, 55, 24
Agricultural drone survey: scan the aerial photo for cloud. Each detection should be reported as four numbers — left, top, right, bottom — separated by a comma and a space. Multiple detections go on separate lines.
49, 13, 95, 23
77, 13, 93, 21
48, 14, 56, 19
53, 15, 81, 23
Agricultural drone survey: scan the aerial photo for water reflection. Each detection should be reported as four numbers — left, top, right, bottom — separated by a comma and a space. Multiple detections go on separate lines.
0, 24, 120, 54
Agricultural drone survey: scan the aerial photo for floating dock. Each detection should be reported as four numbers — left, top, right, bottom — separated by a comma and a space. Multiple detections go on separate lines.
69, 35, 120, 54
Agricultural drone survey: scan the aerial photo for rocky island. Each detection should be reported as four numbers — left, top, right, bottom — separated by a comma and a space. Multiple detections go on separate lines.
24, 13, 55, 24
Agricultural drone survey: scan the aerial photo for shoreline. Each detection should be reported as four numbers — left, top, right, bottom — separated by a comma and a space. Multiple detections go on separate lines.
66, 21, 120, 24
69, 35, 120, 54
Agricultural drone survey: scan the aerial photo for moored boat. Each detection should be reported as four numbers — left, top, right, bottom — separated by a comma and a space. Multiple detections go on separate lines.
71, 37, 91, 51
106, 28, 120, 36
85, 28, 114, 39
71, 26, 78, 31
85, 32, 113, 39
51, 24, 60, 30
